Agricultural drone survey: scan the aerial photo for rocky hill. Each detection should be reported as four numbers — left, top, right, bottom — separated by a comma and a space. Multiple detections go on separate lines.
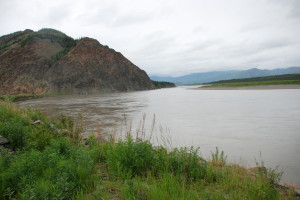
0, 28, 156, 94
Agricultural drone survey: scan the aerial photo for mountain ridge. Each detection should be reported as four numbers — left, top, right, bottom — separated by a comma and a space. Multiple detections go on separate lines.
150, 67, 300, 85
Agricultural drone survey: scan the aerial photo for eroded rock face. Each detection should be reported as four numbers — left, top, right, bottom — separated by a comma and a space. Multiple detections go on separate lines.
0, 31, 56, 94
46, 38, 155, 94
0, 29, 155, 95
0, 135, 9, 145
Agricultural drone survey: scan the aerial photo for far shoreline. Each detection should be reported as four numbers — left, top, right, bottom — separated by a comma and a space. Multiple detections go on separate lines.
195, 84, 300, 90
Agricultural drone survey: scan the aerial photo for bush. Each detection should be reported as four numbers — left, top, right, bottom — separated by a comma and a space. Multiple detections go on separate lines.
106, 136, 155, 178
0, 104, 30, 150
104, 136, 207, 181
0, 103, 99, 199
0, 139, 95, 199
151, 146, 207, 180
0, 120, 28, 150
166, 147, 207, 180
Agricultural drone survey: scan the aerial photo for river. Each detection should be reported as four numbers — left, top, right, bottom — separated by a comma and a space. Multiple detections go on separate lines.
18, 86, 300, 185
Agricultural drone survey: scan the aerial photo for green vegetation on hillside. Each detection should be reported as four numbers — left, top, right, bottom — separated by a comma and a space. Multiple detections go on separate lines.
23, 28, 77, 49
0, 102, 298, 199
35, 29, 78, 66
152, 80, 176, 88
0, 28, 78, 66
202, 74, 300, 88
0, 30, 32, 50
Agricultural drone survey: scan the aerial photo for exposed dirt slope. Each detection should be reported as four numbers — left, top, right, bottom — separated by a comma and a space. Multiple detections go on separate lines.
0, 29, 155, 94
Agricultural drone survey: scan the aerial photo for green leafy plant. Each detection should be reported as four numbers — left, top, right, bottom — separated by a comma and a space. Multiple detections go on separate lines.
211, 147, 227, 167
106, 136, 155, 179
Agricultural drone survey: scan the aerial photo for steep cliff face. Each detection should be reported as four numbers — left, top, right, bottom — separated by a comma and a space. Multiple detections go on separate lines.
0, 29, 155, 95
46, 38, 155, 93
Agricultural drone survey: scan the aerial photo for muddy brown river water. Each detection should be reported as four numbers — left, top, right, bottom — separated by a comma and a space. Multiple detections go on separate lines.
18, 86, 300, 185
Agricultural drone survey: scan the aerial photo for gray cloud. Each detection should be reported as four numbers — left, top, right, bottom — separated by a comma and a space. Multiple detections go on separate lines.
1, 0, 299, 76
40, 2, 73, 26
288, 0, 300, 19
111, 12, 153, 27
75, 5, 119, 27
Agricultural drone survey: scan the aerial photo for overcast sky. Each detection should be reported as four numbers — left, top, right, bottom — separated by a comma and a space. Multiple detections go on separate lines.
1, 0, 299, 76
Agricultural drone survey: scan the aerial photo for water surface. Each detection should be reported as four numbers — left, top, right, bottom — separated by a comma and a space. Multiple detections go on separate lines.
18, 87, 300, 185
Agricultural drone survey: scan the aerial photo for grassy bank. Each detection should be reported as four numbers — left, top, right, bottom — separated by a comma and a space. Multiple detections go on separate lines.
209, 74, 300, 84
0, 102, 298, 199
202, 80, 300, 88
201, 74, 300, 88
0, 93, 64, 102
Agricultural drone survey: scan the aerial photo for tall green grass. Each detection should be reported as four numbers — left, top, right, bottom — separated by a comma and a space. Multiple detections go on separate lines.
0, 102, 298, 199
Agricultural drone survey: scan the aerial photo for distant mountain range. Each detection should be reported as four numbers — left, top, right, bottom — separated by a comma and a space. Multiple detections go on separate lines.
150, 67, 300, 85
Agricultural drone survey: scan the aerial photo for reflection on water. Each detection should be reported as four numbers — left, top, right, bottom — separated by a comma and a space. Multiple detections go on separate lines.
18, 87, 300, 185
19, 92, 150, 135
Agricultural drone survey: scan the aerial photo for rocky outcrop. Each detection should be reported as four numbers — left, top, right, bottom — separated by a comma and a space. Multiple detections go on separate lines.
46, 38, 155, 93
0, 135, 9, 148
0, 29, 156, 95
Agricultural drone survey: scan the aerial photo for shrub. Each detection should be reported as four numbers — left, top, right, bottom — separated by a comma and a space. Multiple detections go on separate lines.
164, 147, 207, 180
106, 135, 155, 178
0, 104, 30, 150
0, 139, 95, 199
0, 120, 28, 150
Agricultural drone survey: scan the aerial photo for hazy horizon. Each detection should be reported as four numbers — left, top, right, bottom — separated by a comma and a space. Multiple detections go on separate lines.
1, 0, 299, 77
150, 66, 300, 78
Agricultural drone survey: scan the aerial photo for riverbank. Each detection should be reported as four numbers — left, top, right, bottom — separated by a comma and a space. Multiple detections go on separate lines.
196, 75, 300, 90
152, 80, 176, 88
0, 101, 299, 199
196, 85, 300, 90
0, 93, 65, 102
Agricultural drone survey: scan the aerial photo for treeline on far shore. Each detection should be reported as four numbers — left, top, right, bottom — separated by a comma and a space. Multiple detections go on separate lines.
152, 80, 176, 88
206, 73, 300, 84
